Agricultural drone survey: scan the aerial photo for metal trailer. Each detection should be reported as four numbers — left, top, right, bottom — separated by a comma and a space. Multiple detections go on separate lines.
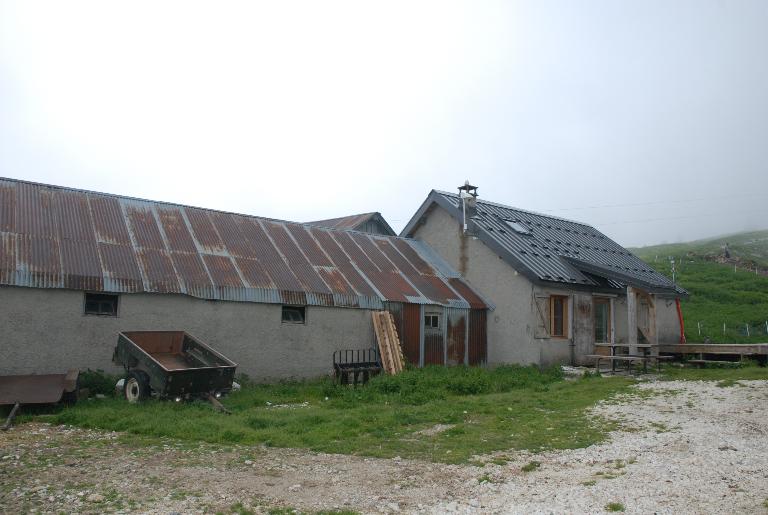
112, 331, 237, 406
0, 369, 79, 430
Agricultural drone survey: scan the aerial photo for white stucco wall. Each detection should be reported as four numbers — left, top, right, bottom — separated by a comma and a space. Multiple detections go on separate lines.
412, 205, 574, 366
409, 204, 683, 367
0, 286, 374, 380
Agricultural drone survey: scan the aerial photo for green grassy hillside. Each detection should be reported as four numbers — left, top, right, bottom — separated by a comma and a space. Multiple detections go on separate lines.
630, 230, 768, 343
636, 230, 768, 269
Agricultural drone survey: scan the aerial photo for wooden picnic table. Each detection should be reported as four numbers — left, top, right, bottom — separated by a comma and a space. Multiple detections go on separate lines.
589, 343, 671, 373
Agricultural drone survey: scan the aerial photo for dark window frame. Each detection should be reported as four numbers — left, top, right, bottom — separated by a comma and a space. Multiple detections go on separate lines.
281, 305, 306, 324
424, 314, 440, 329
84, 292, 119, 317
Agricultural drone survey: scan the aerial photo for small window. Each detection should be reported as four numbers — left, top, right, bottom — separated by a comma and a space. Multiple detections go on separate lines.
84, 293, 118, 316
424, 314, 440, 328
549, 295, 568, 338
281, 306, 306, 324
503, 219, 532, 235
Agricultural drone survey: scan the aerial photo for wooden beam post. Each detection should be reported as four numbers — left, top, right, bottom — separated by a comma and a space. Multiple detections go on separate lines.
627, 286, 638, 354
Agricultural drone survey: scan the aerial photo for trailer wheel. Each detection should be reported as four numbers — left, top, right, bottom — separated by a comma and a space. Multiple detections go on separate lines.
124, 371, 150, 403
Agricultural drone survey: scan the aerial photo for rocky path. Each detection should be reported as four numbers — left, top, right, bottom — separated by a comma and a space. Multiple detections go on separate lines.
1, 379, 767, 514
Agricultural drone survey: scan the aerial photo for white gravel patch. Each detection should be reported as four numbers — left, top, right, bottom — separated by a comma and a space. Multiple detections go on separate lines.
429, 379, 768, 514
2, 379, 767, 514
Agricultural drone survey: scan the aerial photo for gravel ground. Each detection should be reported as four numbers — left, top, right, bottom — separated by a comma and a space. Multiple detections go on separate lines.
1, 379, 767, 514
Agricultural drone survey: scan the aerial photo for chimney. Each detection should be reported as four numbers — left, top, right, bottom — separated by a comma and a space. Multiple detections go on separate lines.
457, 180, 478, 235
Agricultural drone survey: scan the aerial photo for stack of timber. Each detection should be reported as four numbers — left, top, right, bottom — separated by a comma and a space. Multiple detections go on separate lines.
372, 311, 405, 375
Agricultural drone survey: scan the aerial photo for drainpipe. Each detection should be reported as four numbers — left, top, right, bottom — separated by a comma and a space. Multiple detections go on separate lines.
568, 296, 575, 366
676, 298, 686, 344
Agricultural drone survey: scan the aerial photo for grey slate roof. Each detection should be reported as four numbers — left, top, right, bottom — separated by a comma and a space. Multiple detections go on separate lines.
402, 190, 686, 296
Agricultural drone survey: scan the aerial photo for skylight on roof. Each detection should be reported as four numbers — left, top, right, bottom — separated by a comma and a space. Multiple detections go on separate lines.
503, 219, 532, 235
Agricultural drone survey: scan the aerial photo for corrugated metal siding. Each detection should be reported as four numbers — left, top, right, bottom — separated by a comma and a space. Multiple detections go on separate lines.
424, 331, 444, 365
0, 179, 488, 310
446, 307, 468, 365
468, 309, 487, 366
0, 233, 16, 284
385, 302, 421, 365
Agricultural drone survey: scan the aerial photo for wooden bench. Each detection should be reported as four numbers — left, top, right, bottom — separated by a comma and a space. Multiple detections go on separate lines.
586, 354, 670, 374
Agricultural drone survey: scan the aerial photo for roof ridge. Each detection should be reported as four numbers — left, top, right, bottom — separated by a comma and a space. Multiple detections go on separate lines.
306, 212, 379, 224
435, 190, 595, 229
0, 176, 412, 241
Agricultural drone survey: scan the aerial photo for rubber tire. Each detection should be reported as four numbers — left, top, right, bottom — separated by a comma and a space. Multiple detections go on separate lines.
124, 370, 151, 403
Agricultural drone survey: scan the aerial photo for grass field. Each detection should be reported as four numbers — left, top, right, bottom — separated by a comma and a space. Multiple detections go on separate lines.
39, 366, 636, 464
631, 230, 768, 343
23, 364, 768, 465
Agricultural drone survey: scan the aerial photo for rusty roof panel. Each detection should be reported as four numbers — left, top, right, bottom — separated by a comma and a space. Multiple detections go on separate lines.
125, 203, 165, 250
136, 248, 179, 292
185, 207, 224, 253
448, 278, 488, 309
209, 211, 250, 257
350, 233, 398, 273
158, 207, 197, 253
309, 228, 379, 298
316, 267, 357, 297
407, 274, 459, 305
363, 270, 414, 303
279, 289, 307, 306
234, 257, 275, 290
98, 243, 143, 291
60, 239, 103, 290
232, 217, 270, 257
285, 224, 332, 267
170, 252, 212, 292
332, 231, 379, 272
0, 232, 16, 284
55, 191, 95, 242
0, 178, 489, 310
242, 220, 305, 292
392, 239, 436, 275
202, 254, 244, 289
0, 182, 16, 232
17, 235, 61, 287
89, 196, 132, 245
264, 221, 331, 294
17, 183, 57, 238
374, 239, 420, 276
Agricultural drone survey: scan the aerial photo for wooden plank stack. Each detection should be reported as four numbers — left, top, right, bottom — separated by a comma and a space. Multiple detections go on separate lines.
372, 311, 405, 375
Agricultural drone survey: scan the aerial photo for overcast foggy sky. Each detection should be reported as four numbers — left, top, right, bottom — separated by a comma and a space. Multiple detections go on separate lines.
1, 1, 767, 247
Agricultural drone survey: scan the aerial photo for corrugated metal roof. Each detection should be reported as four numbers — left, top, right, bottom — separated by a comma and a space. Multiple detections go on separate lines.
0, 178, 487, 309
402, 190, 686, 296
306, 212, 397, 236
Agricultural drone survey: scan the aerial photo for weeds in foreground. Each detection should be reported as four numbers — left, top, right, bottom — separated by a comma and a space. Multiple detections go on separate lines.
605, 502, 625, 512
521, 460, 541, 472
661, 364, 768, 382
41, 366, 632, 464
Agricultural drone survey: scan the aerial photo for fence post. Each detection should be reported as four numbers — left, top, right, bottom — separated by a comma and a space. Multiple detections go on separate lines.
723, 323, 726, 335
697, 321, 701, 336
765, 320, 767, 334
746, 324, 750, 337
